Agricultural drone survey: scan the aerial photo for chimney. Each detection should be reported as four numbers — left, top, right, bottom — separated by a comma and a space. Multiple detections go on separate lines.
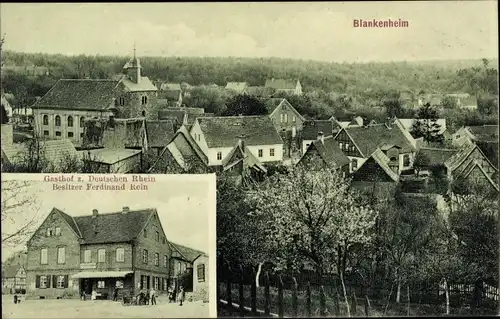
317, 131, 325, 144
92, 209, 98, 218
122, 206, 130, 214
238, 139, 245, 152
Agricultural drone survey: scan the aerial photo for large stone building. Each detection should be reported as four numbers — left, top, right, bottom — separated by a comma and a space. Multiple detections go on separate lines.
31, 50, 157, 146
26, 207, 174, 300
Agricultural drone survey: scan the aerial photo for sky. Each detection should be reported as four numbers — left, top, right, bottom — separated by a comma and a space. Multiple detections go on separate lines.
0, 2, 498, 63
1, 174, 216, 262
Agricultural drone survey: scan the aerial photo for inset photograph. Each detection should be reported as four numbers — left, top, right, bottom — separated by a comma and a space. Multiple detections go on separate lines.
1, 173, 216, 318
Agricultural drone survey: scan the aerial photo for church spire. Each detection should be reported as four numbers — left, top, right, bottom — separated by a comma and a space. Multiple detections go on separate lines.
133, 41, 136, 60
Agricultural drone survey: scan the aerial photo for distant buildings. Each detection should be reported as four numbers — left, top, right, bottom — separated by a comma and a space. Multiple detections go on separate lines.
2, 265, 27, 293
264, 78, 302, 96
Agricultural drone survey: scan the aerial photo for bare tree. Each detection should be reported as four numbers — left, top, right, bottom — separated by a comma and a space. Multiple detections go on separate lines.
1, 180, 41, 247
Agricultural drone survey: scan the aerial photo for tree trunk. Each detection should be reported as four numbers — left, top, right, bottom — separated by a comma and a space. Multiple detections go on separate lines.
444, 278, 450, 315
255, 262, 264, 288
406, 285, 410, 316
396, 280, 401, 303
340, 269, 351, 317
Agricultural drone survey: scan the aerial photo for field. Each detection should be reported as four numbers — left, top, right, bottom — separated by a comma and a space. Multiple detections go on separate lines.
2, 295, 209, 318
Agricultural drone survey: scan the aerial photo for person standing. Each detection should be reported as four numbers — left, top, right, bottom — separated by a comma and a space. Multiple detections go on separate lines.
150, 287, 156, 305
178, 285, 185, 306
112, 287, 118, 301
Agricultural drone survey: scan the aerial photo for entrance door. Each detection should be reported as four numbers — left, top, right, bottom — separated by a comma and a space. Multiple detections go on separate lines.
83, 279, 92, 294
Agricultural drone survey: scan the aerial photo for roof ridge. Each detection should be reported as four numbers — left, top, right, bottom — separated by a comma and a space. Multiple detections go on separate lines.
59, 78, 119, 82
73, 208, 155, 218
202, 115, 269, 119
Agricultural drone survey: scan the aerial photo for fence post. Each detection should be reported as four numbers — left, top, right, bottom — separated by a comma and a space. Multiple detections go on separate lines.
351, 291, 358, 316
292, 277, 298, 318
306, 281, 312, 317
364, 295, 371, 317
264, 271, 271, 317
226, 264, 232, 308
239, 265, 245, 316
251, 267, 257, 316
278, 276, 284, 318
320, 285, 327, 317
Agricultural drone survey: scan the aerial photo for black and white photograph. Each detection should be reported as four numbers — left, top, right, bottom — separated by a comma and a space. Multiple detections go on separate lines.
1, 173, 216, 318
0, 1, 499, 318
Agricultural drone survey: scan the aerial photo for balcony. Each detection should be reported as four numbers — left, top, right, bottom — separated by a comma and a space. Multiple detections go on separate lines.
80, 263, 97, 270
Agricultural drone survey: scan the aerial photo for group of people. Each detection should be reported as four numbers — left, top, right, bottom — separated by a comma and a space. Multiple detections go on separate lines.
168, 285, 185, 306
134, 288, 157, 305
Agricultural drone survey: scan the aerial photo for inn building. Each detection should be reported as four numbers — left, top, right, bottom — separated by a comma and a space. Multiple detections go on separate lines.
25, 206, 187, 300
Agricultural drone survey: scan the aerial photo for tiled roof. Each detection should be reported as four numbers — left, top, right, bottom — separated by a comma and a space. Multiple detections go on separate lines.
467, 125, 499, 143
33, 79, 120, 110
158, 109, 186, 124
265, 98, 306, 121
169, 242, 206, 262
222, 140, 267, 173
444, 143, 477, 172
343, 123, 415, 158
367, 148, 400, 182
197, 115, 284, 148
78, 148, 141, 165
245, 86, 275, 97
160, 83, 181, 91
2, 139, 78, 168
225, 82, 248, 93
158, 90, 181, 101
68, 207, 155, 244
147, 120, 176, 148
58, 209, 82, 237
265, 79, 298, 90
350, 116, 364, 127
307, 136, 350, 168
302, 120, 336, 140
101, 118, 146, 149
120, 76, 157, 92
2, 265, 23, 278
418, 147, 458, 166
397, 118, 447, 134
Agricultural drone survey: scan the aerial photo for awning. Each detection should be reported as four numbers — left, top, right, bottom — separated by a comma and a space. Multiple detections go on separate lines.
71, 271, 133, 279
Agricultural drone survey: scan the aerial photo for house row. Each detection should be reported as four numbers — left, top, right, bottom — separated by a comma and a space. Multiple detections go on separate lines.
24, 206, 208, 300
225, 78, 303, 96
400, 92, 478, 110
2, 265, 27, 293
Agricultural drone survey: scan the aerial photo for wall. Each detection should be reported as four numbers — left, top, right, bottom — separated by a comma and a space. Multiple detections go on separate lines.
192, 255, 209, 301
33, 108, 112, 145
119, 91, 158, 119
26, 210, 81, 298
206, 147, 237, 166
79, 243, 133, 271
398, 152, 415, 172
268, 101, 304, 133
347, 156, 367, 173
190, 121, 210, 156
1, 124, 13, 146
247, 144, 283, 163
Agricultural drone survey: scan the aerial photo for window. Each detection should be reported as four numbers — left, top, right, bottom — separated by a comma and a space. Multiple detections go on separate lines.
197, 264, 205, 282
270, 148, 275, 157
155, 253, 159, 266
57, 247, 65, 264
68, 132, 74, 138
83, 249, 91, 263
40, 248, 48, 265
162, 237, 166, 245
403, 154, 411, 167
284, 114, 288, 123
339, 142, 343, 149
116, 248, 124, 262
67, 116, 73, 127
162, 278, 168, 291
143, 228, 147, 238
352, 158, 358, 170
56, 275, 65, 288
258, 149, 263, 157
142, 276, 148, 289
143, 249, 148, 264
55, 131, 61, 137
46, 228, 53, 237
43, 115, 49, 125
40, 275, 48, 289
97, 280, 105, 288
216, 152, 222, 161
155, 231, 159, 242
154, 277, 159, 290
119, 97, 125, 106
55, 115, 61, 127
164, 255, 168, 268
80, 117, 85, 128
142, 96, 148, 105
55, 227, 61, 236
98, 249, 106, 263
280, 114, 284, 123
43, 130, 49, 136
344, 143, 349, 151
292, 115, 296, 122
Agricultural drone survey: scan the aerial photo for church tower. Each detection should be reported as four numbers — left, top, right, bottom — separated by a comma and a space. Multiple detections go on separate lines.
123, 44, 141, 84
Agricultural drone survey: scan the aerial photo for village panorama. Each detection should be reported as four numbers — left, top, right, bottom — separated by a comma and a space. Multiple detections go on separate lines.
1, 8, 499, 318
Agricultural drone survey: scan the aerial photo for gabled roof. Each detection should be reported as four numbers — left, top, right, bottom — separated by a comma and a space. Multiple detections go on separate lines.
169, 242, 206, 263
460, 161, 500, 192
302, 120, 337, 140
363, 148, 400, 182
222, 140, 267, 173
225, 82, 248, 93
265, 98, 306, 122
160, 83, 181, 91
2, 139, 78, 168
396, 118, 447, 134
120, 76, 157, 92
466, 125, 499, 143
147, 120, 176, 148
57, 209, 82, 237
197, 115, 284, 148
341, 123, 415, 158
69, 208, 156, 244
265, 79, 299, 90
2, 265, 23, 278
158, 109, 187, 124
350, 116, 364, 127
301, 136, 350, 169
33, 79, 120, 110
444, 142, 497, 176
418, 147, 458, 166
159, 90, 182, 101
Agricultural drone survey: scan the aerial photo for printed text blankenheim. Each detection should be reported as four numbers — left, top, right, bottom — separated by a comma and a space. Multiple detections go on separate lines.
353, 19, 409, 28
